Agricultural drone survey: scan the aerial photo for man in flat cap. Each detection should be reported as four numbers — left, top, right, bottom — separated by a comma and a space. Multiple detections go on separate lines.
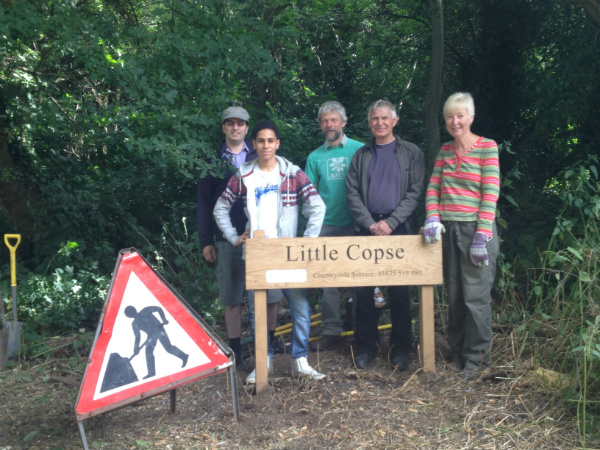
197, 106, 281, 367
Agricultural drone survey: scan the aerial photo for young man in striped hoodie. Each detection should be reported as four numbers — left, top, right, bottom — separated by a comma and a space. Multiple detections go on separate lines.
214, 120, 327, 384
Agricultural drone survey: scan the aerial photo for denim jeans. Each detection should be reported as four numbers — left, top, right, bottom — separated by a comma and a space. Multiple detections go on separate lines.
246, 289, 283, 336
248, 288, 311, 359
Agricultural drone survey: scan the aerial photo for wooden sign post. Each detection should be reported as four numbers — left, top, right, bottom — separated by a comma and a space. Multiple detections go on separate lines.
246, 231, 443, 393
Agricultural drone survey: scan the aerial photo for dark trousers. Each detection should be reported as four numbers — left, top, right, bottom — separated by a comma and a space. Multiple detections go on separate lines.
443, 221, 499, 369
354, 223, 412, 356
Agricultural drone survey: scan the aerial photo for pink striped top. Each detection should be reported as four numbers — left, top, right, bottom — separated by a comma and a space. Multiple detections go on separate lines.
425, 137, 500, 237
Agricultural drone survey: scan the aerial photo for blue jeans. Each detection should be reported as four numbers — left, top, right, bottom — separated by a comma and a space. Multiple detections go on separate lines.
249, 288, 311, 359
246, 289, 283, 336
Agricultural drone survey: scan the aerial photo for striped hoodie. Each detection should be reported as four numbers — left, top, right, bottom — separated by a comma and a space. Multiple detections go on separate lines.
214, 155, 325, 246
425, 137, 500, 237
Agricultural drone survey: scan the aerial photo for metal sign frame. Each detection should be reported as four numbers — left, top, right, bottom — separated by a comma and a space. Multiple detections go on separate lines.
75, 248, 239, 449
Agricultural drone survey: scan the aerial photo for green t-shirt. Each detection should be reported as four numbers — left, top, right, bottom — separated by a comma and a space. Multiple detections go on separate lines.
305, 135, 364, 227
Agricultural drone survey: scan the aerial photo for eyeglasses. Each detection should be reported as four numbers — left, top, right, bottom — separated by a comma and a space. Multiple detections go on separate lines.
224, 120, 247, 128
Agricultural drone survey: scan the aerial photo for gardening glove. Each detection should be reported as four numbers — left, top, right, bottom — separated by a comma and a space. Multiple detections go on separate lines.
423, 216, 445, 244
469, 232, 489, 267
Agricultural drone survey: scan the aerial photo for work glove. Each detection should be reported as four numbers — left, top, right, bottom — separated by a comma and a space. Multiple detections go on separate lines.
470, 232, 489, 267
423, 216, 445, 244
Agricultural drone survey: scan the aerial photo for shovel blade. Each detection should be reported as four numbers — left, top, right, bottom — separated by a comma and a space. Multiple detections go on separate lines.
7, 321, 22, 359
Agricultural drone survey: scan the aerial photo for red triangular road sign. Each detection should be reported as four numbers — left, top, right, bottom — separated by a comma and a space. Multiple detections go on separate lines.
75, 249, 232, 418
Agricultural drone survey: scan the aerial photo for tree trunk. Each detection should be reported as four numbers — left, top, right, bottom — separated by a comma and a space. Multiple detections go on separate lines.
578, 0, 600, 26
0, 118, 34, 235
424, 0, 444, 175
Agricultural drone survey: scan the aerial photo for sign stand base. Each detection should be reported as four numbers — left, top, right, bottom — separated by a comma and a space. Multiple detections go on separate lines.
78, 364, 240, 450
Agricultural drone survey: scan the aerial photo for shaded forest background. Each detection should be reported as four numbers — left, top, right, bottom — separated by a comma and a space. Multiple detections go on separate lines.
1, 0, 600, 441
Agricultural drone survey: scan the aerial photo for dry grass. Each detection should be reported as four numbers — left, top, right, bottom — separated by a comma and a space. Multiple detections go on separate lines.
0, 330, 589, 450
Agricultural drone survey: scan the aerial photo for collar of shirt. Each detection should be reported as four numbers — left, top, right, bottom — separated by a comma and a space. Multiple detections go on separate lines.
224, 141, 249, 157
324, 134, 348, 151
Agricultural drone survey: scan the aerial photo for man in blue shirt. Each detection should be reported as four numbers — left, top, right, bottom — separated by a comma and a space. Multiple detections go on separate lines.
197, 107, 281, 367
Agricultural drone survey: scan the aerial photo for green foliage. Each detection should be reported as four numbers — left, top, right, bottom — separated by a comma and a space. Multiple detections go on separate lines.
503, 157, 600, 444
130, 214, 223, 326
1, 0, 283, 270
571, 317, 600, 444
3, 0, 595, 279
13, 265, 109, 334
1, 8, 600, 447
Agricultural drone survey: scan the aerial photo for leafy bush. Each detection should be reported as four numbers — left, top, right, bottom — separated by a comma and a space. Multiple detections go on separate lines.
515, 156, 600, 443
8, 266, 109, 334
131, 214, 223, 327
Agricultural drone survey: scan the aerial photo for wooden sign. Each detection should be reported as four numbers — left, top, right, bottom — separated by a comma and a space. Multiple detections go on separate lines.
246, 235, 442, 289
246, 232, 443, 393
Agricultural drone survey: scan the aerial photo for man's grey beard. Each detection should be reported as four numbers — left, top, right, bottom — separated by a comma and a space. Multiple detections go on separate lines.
324, 129, 342, 142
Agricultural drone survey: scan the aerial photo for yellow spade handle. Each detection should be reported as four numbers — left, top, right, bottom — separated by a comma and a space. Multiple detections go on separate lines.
4, 234, 21, 287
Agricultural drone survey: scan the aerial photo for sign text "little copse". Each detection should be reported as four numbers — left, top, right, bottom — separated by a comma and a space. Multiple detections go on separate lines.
286, 244, 405, 265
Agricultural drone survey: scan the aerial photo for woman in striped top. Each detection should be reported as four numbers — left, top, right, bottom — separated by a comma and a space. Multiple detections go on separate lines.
423, 92, 500, 381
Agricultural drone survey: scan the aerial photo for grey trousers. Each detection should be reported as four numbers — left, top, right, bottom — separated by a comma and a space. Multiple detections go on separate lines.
442, 221, 499, 370
319, 224, 355, 336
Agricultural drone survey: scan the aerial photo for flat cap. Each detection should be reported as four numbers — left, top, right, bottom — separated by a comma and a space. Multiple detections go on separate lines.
222, 106, 250, 122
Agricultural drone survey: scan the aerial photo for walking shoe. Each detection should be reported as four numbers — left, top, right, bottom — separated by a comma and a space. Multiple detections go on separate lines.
447, 360, 463, 372
245, 356, 274, 384
458, 368, 479, 381
391, 352, 410, 371
291, 357, 326, 380
309, 335, 343, 352
354, 351, 374, 369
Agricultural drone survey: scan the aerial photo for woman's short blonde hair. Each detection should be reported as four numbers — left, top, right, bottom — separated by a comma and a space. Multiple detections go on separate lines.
443, 92, 475, 118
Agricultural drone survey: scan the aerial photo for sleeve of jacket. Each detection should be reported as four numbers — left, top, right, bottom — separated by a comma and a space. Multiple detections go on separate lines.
345, 149, 375, 230
213, 174, 241, 245
304, 152, 320, 188
386, 143, 425, 231
296, 170, 325, 238
197, 172, 216, 249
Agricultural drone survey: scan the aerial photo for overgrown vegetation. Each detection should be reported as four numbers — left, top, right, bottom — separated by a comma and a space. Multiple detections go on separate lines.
489, 156, 600, 444
1, 0, 600, 446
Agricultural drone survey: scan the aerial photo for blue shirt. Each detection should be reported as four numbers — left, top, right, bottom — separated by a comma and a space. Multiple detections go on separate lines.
224, 143, 250, 169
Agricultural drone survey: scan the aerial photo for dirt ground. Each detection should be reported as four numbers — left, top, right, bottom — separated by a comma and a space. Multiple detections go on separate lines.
0, 325, 588, 450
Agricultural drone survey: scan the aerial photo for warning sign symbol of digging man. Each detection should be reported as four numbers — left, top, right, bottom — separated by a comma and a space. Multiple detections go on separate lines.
76, 250, 232, 418
100, 305, 190, 393
89, 268, 214, 403
126, 306, 189, 378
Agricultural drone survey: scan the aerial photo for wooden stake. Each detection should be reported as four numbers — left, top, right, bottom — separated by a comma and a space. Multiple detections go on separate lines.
252, 231, 269, 393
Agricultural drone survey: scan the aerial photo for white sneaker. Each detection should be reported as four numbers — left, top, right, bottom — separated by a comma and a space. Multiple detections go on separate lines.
245, 356, 274, 384
291, 357, 326, 380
